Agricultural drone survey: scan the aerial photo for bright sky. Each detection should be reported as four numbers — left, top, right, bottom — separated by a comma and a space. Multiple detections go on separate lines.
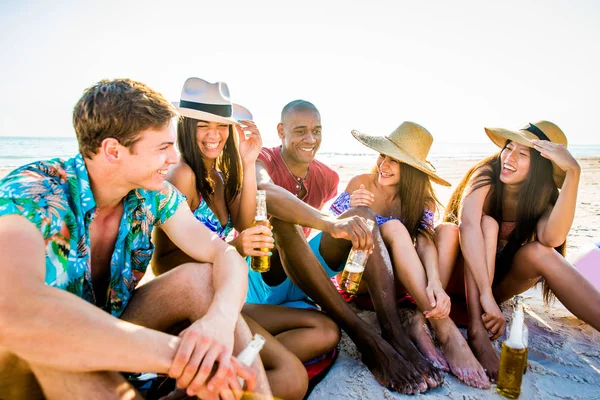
1, 0, 599, 152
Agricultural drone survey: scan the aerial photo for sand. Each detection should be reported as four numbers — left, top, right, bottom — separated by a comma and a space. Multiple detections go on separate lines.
1, 157, 599, 399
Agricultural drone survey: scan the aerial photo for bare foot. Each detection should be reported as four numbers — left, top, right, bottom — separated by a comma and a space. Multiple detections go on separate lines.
433, 319, 490, 389
468, 328, 500, 383
408, 312, 449, 372
382, 326, 444, 390
357, 336, 429, 394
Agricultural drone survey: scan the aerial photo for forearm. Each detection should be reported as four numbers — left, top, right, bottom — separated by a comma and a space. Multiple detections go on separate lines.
540, 168, 580, 246
258, 180, 333, 232
416, 235, 441, 284
459, 223, 493, 296
208, 246, 248, 321
1, 284, 179, 373
232, 161, 258, 231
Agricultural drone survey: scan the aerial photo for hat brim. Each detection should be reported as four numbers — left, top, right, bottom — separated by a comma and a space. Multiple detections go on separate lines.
352, 130, 451, 187
484, 127, 566, 188
173, 102, 253, 125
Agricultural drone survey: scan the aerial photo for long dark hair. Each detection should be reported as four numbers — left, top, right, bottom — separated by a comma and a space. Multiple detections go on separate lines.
375, 161, 441, 241
176, 117, 242, 207
444, 141, 565, 304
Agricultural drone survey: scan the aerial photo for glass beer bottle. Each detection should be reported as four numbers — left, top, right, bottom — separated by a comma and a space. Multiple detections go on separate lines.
339, 219, 376, 295
497, 296, 528, 399
250, 190, 271, 273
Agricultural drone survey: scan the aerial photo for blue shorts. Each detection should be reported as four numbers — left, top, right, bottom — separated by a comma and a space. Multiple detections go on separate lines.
246, 232, 344, 309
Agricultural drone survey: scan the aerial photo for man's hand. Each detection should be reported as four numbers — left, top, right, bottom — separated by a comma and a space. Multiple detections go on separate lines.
230, 225, 274, 257
480, 292, 505, 340
329, 216, 374, 252
168, 315, 236, 397
423, 281, 451, 319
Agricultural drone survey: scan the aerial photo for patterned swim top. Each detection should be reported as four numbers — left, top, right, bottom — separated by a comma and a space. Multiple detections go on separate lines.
329, 191, 434, 230
192, 172, 234, 240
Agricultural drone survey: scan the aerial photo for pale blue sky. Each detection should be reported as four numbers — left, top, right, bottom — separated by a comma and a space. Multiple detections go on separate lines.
1, 0, 599, 152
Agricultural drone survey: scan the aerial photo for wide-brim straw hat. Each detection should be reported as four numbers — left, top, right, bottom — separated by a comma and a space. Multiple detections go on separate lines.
484, 120, 567, 188
351, 121, 451, 187
173, 77, 253, 125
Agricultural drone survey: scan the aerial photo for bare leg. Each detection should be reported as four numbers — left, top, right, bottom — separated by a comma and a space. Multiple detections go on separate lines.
244, 315, 308, 400
465, 216, 501, 382
435, 223, 461, 288
243, 304, 340, 362
381, 221, 489, 389
494, 242, 600, 330
271, 216, 436, 395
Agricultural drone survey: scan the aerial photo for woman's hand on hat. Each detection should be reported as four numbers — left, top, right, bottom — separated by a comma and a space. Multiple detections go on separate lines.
350, 184, 375, 208
532, 139, 580, 174
236, 120, 262, 166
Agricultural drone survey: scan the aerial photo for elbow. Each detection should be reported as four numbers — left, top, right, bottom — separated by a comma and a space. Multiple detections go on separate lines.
537, 234, 565, 249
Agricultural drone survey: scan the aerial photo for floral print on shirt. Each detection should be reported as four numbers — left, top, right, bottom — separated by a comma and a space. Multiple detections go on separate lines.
0, 154, 185, 317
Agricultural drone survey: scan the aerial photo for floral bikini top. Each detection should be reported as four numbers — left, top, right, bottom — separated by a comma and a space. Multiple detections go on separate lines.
329, 191, 435, 230
192, 171, 233, 240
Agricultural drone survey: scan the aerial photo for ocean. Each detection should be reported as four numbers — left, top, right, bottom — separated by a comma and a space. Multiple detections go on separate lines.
1, 136, 600, 169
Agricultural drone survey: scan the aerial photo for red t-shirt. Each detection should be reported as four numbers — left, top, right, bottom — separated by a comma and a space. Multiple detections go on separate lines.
258, 146, 339, 237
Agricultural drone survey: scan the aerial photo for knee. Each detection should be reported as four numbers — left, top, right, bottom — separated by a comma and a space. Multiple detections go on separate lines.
481, 215, 499, 235
172, 262, 214, 295
517, 241, 559, 273
315, 314, 341, 350
380, 219, 412, 244
435, 222, 459, 241
279, 357, 309, 400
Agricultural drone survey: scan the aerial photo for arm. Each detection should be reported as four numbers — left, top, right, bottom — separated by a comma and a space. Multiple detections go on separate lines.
416, 232, 450, 319
256, 161, 373, 250
533, 140, 581, 247
228, 121, 262, 232
0, 215, 179, 373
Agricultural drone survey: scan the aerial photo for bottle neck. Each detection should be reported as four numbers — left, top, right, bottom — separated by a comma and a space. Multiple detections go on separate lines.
506, 305, 525, 348
255, 192, 267, 220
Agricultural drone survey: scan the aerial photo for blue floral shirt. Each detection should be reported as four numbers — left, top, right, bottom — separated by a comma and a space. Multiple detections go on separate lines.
0, 154, 185, 317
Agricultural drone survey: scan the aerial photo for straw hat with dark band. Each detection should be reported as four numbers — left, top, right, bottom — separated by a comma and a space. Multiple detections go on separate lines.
484, 120, 568, 188
351, 121, 451, 187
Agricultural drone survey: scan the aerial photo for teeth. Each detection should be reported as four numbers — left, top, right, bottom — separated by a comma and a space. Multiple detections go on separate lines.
504, 164, 517, 172
157, 169, 167, 175
204, 142, 220, 149
299, 147, 313, 152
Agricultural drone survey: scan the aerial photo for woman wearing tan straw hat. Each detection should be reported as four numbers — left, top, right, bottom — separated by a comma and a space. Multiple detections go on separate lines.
328, 122, 490, 389
152, 77, 339, 400
442, 120, 600, 382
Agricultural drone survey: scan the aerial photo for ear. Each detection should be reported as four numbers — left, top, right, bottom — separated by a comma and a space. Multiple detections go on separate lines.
277, 123, 285, 140
100, 138, 121, 163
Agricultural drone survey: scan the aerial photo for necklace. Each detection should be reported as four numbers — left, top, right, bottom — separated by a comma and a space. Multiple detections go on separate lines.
280, 147, 309, 191
386, 197, 402, 218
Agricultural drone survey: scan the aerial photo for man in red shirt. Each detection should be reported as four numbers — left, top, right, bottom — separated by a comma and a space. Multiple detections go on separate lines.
244, 100, 443, 395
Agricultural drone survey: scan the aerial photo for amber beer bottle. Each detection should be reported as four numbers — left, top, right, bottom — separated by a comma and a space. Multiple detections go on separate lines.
339, 219, 376, 295
497, 296, 528, 399
250, 190, 271, 272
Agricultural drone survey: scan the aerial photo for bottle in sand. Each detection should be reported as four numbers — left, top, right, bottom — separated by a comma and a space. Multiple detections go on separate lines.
497, 296, 528, 399
250, 190, 271, 273
237, 334, 266, 387
339, 219, 376, 295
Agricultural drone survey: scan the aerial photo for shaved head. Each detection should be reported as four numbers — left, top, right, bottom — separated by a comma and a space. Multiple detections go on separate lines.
280, 100, 320, 124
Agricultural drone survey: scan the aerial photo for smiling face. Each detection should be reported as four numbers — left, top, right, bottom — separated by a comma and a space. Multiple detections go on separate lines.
278, 107, 322, 165
120, 119, 180, 191
376, 154, 401, 186
499, 141, 531, 186
195, 120, 231, 161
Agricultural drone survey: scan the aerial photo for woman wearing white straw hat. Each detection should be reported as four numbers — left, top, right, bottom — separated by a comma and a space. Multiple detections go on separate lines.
327, 121, 490, 388
442, 121, 600, 382
152, 77, 339, 399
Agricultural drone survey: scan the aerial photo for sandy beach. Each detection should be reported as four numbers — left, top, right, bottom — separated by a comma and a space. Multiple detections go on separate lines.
1, 156, 599, 399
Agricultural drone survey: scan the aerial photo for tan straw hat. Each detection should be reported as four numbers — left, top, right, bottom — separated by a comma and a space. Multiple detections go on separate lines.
173, 77, 252, 125
484, 120, 568, 188
352, 121, 451, 187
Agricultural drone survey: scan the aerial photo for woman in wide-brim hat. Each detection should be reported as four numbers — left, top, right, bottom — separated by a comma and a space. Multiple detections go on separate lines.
328, 121, 490, 389
442, 120, 600, 382
152, 77, 340, 400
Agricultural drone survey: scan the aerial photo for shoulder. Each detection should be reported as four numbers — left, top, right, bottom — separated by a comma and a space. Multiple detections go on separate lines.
311, 159, 339, 181
166, 162, 197, 199
257, 147, 279, 165
346, 173, 374, 192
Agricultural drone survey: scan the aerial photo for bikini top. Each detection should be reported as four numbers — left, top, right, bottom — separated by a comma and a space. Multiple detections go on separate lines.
329, 191, 434, 230
192, 171, 233, 240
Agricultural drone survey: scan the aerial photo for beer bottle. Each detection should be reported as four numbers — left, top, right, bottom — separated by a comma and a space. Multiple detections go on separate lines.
497, 296, 528, 399
250, 190, 271, 272
339, 219, 376, 295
